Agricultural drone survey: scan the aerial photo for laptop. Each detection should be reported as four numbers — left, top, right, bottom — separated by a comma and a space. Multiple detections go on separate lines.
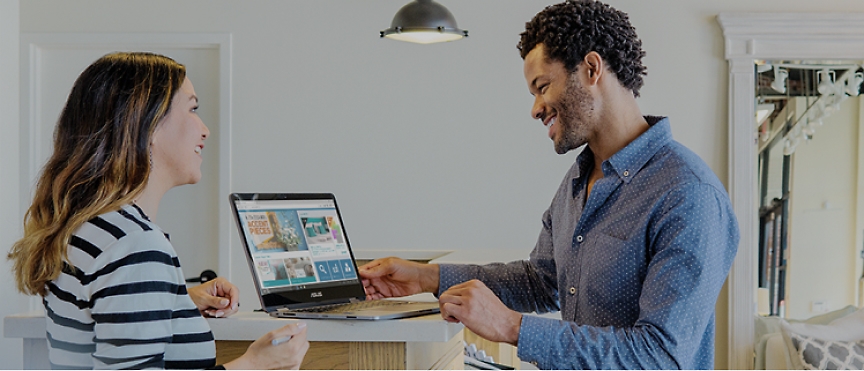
229, 193, 441, 320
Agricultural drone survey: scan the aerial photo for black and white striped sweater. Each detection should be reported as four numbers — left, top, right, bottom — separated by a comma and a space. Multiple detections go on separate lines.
44, 204, 216, 369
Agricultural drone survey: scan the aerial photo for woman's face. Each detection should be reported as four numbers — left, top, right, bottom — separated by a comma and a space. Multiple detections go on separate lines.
150, 77, 210, 187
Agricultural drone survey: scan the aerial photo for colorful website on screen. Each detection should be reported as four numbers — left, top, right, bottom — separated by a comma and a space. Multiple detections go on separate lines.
235, 199, 357, 294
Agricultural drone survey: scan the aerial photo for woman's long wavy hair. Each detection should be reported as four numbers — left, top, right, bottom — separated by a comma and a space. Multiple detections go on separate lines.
8, 52, 186, 296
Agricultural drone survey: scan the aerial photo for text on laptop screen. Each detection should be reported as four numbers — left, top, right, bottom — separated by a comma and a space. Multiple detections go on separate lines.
234, 199, 358, 294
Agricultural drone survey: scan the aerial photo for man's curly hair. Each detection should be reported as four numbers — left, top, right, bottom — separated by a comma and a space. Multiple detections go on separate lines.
517, 0, 647, 97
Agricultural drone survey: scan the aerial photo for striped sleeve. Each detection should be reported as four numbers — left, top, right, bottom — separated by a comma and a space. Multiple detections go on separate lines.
88, 231, 187, 369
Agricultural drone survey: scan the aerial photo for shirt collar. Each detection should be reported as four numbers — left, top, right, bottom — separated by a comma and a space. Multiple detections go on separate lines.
573, 115, 672, 184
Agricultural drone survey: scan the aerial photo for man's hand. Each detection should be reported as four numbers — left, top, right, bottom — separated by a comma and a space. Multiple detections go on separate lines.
358, 257, 440, 300
439, 279, 522, 345
187, 277, 240, 318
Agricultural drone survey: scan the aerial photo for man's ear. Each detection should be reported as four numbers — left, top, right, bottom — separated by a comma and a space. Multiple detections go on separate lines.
584, 51, 604, 84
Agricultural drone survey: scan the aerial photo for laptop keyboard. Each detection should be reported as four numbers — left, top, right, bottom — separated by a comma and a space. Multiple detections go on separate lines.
292, 300, 410, 313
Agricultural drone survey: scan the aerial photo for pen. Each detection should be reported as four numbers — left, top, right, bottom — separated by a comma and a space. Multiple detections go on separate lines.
271, 335, 293, 346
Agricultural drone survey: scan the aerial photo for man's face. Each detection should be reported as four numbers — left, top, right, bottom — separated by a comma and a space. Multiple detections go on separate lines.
523, 44, 595, 154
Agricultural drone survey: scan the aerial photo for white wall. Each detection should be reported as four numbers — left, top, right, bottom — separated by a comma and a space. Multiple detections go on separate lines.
787, 96, 860, 319
0, 0, 26, 369
11, 1, 864, 369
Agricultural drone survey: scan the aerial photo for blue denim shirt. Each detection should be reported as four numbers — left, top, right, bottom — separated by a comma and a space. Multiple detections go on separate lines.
439, 116, 739, 369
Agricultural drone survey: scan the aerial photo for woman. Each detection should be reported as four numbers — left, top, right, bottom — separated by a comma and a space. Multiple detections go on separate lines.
8, 52, 309, 369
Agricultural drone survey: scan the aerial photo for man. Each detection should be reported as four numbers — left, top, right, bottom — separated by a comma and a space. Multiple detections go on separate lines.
359, 1, 739, 369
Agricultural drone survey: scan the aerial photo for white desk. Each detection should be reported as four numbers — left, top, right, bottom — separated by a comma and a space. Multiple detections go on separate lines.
4, 310, 465, 370
5, 249, 533, 369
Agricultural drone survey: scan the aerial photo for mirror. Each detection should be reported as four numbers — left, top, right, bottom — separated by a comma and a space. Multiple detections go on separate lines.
718, 13, 864, 368
754, 60, 864, 319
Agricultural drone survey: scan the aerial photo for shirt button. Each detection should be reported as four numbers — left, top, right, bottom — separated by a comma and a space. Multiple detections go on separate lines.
576, 235, 583, 242
623, 170, 630, 177
569, 287, 576, 295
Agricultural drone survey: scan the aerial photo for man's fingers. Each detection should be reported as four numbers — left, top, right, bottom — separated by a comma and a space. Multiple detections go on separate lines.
358, 260, 385, 277
440, 282, 475, 302
449, 279, 484, 291
369, 280, 393, 297
438, 291, 464, 306
386, 281, 398, 294
362, 280, 379, 295
440, 302, 463, 322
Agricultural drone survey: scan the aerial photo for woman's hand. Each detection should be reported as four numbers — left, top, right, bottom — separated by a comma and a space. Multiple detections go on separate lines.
224, 322, 310, 370
187, 277, 240, 318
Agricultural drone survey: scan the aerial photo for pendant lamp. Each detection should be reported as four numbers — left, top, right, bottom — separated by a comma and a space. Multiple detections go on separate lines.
380, 0, 468, 44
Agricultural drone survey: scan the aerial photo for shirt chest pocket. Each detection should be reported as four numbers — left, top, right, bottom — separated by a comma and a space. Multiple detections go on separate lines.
588, 193, 654, 241
579, 232, 647, 306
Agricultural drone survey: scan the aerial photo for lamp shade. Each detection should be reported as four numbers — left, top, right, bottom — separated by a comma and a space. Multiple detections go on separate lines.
380, 0, 468, 44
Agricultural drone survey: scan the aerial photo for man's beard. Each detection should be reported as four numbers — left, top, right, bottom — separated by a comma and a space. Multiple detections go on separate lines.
553, 74, 594, 155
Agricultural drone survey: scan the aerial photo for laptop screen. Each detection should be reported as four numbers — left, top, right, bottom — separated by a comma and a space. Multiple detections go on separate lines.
230, 193, 366, 308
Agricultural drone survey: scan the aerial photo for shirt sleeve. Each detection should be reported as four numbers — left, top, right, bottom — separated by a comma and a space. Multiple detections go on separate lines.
516, 183, 738, 369
88, 231, 185, 370
438, 207, 560, 314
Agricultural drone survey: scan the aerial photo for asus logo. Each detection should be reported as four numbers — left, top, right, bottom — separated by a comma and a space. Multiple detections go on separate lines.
311, 291, 323, 298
